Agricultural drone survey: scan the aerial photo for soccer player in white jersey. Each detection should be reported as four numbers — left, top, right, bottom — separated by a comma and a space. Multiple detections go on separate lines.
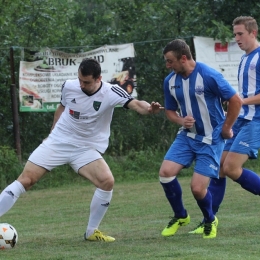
190, 16, 260, 235
159, 39, 242, 239
0, 58, 163, 242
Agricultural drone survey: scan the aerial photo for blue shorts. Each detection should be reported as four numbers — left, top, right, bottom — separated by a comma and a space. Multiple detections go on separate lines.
224, 118, 260, 159
164, 134, 225, 178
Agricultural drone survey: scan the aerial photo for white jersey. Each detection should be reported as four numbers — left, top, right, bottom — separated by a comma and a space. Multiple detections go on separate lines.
50, 79, 133, 153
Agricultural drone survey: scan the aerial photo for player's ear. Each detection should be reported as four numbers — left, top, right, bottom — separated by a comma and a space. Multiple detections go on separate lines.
252, 29, 258, 37
181, 55, 187, 62
96, 76, 102, 83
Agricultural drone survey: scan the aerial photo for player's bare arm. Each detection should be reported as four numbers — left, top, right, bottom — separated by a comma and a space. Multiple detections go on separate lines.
127, 99, 164, 115
165, 110, 195, 128
222, 93, 243, 139
242, 93, 260, 105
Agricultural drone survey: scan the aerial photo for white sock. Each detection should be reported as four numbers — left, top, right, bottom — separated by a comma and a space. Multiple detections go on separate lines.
86, 188, 113, 237
0, 180, 26, 217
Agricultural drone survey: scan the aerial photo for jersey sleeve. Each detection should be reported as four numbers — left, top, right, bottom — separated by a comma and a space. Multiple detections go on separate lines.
163, 73, 179, 111
109, 84, 134, 108
60, 81, 67, 106
205, 69, 237, 101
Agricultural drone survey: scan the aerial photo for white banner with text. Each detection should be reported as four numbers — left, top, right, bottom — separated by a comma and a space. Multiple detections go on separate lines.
19, 43, 136, 112
193, 36, 244, 92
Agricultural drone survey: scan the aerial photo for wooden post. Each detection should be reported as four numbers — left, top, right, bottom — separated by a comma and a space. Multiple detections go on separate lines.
9, 47, 22, 162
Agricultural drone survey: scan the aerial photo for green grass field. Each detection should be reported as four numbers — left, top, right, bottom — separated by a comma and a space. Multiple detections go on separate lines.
0, 177, 259, 260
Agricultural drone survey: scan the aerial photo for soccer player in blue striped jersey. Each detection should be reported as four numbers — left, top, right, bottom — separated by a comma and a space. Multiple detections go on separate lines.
192, 16, 260, 235
0, 58, 163, 242
159, 39, 242, 238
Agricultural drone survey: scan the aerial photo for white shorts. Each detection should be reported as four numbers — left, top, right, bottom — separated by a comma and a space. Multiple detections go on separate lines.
28, 136, 103, 172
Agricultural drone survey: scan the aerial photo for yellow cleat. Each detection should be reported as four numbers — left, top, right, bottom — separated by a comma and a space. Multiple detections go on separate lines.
203, 216, 218, 239
161, 215, 190, 237
84, 229, 115, 242
188, 222, 204, 234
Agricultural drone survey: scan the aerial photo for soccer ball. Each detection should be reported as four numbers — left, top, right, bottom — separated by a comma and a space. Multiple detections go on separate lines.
0, 223, 18, 249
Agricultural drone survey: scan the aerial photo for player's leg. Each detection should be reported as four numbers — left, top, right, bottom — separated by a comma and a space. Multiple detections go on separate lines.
207, 119, 244, 217
73, 150, 115, 242
191, 172, 217, 238
224, 120, 260, 195
0, 136, 68, 217
0, 161, 47, 217
190, 167, 227, 235
208, 151, 228, 216
160, 135, 193, 237
224, 152, 260, 194
191, 140, 224, 238
189, 123, 238, 235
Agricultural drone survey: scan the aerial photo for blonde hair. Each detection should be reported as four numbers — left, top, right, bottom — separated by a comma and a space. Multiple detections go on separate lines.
232, 16, 258, 34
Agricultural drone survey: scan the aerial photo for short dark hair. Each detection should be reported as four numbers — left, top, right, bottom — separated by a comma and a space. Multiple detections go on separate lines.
232, 16, 258, 34
78, 58, 101, 79
163, 39, 192, 60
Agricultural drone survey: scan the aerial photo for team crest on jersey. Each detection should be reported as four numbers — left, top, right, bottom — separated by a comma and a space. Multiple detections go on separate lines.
195, 85, 204, 95
93, 101, 101, 111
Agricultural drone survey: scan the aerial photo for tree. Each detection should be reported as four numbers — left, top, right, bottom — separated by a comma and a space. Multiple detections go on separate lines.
1, 0, 260, 157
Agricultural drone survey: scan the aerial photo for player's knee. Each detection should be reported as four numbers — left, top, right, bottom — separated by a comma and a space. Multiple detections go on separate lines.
100, 174, 114, 191
190, 184, 204, 199
17, 170, 39, 190
17, 175, 36, 191
107, 175, 114, 188
222, 162, 236, 180
159, 167, 175, 178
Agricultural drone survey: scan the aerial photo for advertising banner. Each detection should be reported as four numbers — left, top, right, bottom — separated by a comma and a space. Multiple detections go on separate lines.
19, 43, 136, 112
193, 36, 244, 92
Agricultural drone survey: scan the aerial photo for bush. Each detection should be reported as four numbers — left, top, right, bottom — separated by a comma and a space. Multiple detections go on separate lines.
1, 146, 228, 191
0, 146, 23, 189
104, 148, 193, 182
34, 148, 194, 189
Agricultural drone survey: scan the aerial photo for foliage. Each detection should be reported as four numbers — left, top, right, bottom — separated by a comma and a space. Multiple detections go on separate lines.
108, 109, 178, 155
1, 0, 260, 159
1, 141, 259, 191
0, 147, 194, 190
0, 146, 23, 187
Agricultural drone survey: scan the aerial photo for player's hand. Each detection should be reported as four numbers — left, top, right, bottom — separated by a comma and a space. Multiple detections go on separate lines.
183, 116, 195, 128
221, 128, 233, 139
149, 101, 164, 114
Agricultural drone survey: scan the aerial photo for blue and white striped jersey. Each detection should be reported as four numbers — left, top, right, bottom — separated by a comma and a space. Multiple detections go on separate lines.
50, 79, 133, 153
164, 62, 236, 144
238, 47, 260, 120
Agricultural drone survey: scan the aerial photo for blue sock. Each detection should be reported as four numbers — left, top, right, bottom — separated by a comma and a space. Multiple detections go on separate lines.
196, 191, 214, 223
208, 177, 226, 215
235, 168, 260, 195
160, 178, 187, 218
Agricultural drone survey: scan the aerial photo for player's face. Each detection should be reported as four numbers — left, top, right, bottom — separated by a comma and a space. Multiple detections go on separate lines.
78, 71, 102, 94
164, 51, 185, 75
233, 24, 257, 54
